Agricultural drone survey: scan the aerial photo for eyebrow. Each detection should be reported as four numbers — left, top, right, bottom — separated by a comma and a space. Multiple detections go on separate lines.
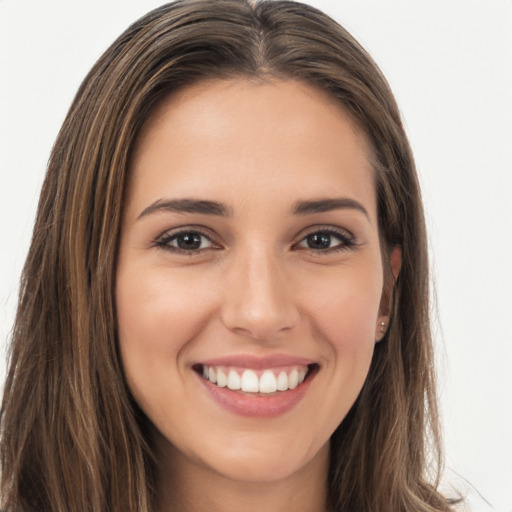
138, 198, 232, 219
291, 198, 370, 219
137, 196, 369, 220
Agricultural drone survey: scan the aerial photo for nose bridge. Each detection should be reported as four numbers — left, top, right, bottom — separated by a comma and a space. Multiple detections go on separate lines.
221, 243, 299, 340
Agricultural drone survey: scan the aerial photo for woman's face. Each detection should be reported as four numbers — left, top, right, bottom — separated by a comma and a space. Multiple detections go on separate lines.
116, 78, 392, 484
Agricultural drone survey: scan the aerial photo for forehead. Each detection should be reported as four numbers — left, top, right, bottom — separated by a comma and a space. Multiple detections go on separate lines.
135, 77, 371, 158
128, 78, 376, 219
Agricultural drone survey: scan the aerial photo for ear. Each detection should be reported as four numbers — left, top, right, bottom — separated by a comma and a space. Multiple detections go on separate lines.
390, 245, 402, 281
375, 246, 402, 342
375, 315, 390, 342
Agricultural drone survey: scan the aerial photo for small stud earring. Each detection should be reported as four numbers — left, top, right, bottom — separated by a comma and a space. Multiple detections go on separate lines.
380, 321, 386, 333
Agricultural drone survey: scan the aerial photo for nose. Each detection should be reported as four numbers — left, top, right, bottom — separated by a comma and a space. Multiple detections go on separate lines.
220, 248, 300, 341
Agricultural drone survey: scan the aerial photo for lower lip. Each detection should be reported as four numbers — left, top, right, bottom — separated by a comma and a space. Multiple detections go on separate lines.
196, 371, 314, 418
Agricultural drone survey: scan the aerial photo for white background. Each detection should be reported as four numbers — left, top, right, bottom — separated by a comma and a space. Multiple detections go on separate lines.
0, 1, 511, 510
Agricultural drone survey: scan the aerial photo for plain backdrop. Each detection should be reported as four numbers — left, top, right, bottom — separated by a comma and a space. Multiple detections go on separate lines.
1, 1, 511, 510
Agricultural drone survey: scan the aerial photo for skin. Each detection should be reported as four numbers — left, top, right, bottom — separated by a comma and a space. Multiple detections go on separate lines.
116, 78, 399, 512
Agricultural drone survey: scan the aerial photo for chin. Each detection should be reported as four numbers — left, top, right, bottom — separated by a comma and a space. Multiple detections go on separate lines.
194, 432, 329, 484
211, 453, 305, 483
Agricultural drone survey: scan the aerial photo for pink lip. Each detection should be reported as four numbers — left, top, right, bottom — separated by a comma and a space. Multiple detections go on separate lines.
196, 353, 316, 370
193, 354, 318, 418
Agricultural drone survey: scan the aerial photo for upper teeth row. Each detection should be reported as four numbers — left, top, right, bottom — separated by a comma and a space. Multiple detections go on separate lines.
202, 366, 308, 393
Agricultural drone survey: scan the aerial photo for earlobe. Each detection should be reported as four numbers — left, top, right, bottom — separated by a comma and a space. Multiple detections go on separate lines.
375, 316, 389, 342
376, 247, 401, 343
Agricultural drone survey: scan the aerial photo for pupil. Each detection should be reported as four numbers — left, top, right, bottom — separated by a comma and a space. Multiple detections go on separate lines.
307, 233, 331, 249
177, 233, 201, 250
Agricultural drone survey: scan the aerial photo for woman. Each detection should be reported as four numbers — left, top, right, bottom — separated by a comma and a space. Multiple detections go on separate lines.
0, 1, 458, 510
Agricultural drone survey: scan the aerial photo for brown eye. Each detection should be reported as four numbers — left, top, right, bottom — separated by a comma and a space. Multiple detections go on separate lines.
175, 233, 203, 250
305, 233, 333, 250
296, 229, 355, 252
156, 230, 216, 252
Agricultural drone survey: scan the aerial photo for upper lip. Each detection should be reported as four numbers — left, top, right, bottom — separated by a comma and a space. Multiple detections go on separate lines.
194, 354, 317, 370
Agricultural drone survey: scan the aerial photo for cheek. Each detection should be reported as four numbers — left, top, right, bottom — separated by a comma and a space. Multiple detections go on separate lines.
319, 287, 378, 381
115, 264, 217, 402
300, 263, 383, 344
115, 263, 217, 433
300, 264, 382, 406
117, 265, 213, 349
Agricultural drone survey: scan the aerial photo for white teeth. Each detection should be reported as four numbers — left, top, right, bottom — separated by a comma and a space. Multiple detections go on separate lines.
227, 369, 241, 390
276, 371, 289, 391
202, 365, 310, 393
241, 370, 259, 392
216, 368, 227, 387
259, 370, 277, 393
288, 368, 299, 389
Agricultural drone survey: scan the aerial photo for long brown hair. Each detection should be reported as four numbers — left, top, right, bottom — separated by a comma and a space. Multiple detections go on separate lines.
1, 1, 454, 510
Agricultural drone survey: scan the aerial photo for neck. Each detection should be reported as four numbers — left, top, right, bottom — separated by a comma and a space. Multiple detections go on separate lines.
154, 435, 329, 512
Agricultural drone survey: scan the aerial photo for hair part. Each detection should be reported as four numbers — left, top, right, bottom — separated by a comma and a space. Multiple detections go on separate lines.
2, 1, 454, 511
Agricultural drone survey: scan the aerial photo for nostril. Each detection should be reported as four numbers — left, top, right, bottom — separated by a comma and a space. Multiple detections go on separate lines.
220, 308, 301, 342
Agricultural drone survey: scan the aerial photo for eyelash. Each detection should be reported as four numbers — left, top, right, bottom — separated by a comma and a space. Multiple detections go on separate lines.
153, 229, 219, 255
293, 227, 357, 254
153, 226, 357, 255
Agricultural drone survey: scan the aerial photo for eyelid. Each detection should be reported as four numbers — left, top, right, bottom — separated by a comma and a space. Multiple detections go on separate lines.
153, 225, 222, 252
292, 225, 357, 252
151, 224, 357, 255
299, 224, 354, 238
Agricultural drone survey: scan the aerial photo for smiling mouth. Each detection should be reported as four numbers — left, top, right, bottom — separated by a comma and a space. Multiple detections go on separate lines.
194, 364, 318, 394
